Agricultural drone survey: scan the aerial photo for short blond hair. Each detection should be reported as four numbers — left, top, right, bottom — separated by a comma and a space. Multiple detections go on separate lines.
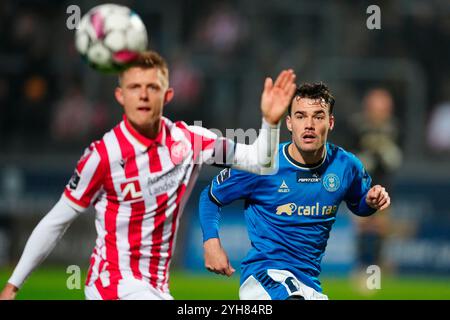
118, 50, 169, 86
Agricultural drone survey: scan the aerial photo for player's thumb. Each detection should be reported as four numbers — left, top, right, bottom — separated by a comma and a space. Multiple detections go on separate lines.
226, 263, 235, 277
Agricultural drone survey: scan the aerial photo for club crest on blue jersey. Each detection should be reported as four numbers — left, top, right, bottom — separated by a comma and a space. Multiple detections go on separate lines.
323, 173, 340, 192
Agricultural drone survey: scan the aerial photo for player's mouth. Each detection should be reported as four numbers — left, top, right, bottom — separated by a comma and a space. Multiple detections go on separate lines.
302, 132, 317, 143
137, 106, 151, 112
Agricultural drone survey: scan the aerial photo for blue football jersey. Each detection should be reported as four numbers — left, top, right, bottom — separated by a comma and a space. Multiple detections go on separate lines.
205, 142, 376, 293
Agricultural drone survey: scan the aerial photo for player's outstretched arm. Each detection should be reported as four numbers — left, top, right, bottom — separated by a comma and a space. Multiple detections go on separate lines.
199, 186, 236, 277
0, 197, 81, 300
232, 70, 296, 174
365, 185, 391, 211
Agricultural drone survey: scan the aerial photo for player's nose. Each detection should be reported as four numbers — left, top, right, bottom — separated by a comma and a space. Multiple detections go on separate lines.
139, 88, 149, 100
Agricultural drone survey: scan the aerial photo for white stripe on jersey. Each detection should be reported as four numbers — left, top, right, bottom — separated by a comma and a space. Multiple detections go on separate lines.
71, 150, 101, 203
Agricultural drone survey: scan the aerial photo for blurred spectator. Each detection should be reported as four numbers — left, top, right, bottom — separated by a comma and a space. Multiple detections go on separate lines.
168, 51, 204, 122
346, 88, 403, 290
427, 102, 450, 153
16, 73, 53, 143
51, 83, 108, 144
193, 1, 248, 57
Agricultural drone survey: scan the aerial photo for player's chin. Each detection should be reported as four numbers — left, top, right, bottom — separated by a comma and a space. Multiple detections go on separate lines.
299, 143, 320, 153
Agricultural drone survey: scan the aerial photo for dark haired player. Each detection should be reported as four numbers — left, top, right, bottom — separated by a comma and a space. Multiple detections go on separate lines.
199, 82, 390, 300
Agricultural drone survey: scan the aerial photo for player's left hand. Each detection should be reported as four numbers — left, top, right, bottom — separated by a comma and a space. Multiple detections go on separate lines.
366, 185, 390, 211
261, 69, 297, 125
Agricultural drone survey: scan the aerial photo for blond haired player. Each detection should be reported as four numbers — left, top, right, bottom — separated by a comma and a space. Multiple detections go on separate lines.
0, 51, 296, 300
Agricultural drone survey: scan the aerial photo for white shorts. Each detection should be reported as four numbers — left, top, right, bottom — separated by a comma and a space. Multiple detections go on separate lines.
239, 269, 328, 300
85, 277, 174, 300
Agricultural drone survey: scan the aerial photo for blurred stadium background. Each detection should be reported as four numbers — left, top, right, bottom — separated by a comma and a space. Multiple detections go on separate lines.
0, 0, 450, 300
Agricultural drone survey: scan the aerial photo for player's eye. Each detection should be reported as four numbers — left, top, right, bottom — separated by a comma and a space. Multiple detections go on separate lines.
148, 84, 160, 91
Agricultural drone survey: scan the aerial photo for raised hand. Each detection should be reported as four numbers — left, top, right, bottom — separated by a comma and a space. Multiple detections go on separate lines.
261, 69, 297, 125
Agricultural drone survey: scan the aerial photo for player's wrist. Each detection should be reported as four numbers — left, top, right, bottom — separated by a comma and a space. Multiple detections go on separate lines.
262, 117, 280, 129
203, 237, 221, 249
0, 283, 19, 300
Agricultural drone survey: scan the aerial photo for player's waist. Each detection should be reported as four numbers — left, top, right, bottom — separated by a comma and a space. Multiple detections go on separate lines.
240, 260, 322, 292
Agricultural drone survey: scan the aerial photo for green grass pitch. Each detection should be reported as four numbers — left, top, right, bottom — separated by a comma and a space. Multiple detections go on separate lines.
1, 267, 449, 300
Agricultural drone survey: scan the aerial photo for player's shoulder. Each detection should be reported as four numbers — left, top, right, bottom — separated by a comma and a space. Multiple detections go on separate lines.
81, 124, 118, 161
171, 118, 217, 140
327, 142, 363, 169
213, 167, 259, 186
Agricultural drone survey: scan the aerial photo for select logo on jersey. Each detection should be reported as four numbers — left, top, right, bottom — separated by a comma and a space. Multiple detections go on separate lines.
323, 173, 340, 192
278, 180, 290, 193
68, 171, 81, 190
276, 203, 297, 215
120, 180, 143, 201
276, 202, 338, 216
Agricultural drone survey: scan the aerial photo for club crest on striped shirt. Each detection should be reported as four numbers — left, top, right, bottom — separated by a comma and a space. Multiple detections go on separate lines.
170, 141, 189, 165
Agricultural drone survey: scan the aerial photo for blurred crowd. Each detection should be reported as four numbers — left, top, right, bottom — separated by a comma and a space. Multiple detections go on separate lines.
0, 0, 450, 160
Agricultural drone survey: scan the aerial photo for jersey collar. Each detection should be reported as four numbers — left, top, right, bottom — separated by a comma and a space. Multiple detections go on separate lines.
122, 115, 166, 151
283, 142, 327, 170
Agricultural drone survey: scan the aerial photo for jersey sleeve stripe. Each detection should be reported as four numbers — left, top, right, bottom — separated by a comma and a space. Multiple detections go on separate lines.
208, 185, 224, 206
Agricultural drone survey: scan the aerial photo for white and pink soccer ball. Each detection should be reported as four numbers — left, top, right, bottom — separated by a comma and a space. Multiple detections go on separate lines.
75, 4, 148, 73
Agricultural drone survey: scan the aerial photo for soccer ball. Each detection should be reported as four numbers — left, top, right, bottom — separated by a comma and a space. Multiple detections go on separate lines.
75, 4, 148, 73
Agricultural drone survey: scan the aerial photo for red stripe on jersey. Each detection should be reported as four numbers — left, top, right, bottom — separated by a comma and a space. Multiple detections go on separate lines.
96, 140, 121, 300
149, 193, 168, 288
161, 183, 186, 289
149, 144, 162, 173
114, 127, 144, 280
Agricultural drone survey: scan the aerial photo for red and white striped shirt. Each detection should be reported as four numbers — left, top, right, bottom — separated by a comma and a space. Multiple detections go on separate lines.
63, 116, 232, 299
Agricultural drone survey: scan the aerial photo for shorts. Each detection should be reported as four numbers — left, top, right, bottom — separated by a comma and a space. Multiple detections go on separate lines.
239, 269, 328, 300
85, 277, 174, 300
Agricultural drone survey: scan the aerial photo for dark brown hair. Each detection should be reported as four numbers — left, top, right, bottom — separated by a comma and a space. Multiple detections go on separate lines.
288, 82, 335, 115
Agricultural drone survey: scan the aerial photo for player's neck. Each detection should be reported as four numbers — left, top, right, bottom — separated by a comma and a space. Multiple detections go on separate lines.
129, 118, 161, 140
288, 143, 326, 166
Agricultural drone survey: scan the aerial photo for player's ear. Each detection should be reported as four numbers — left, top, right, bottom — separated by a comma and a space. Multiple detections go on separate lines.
115, 87, 124, 107
164, 88, 174, 105
329, 114, 335, 131
286, 114, 293, 133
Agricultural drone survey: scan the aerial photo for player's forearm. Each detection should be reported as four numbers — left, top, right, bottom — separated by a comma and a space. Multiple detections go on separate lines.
232, 118, 280, 174
8, 197, 80, 288
351, 195, 377, 217
199, 187, 222, 242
